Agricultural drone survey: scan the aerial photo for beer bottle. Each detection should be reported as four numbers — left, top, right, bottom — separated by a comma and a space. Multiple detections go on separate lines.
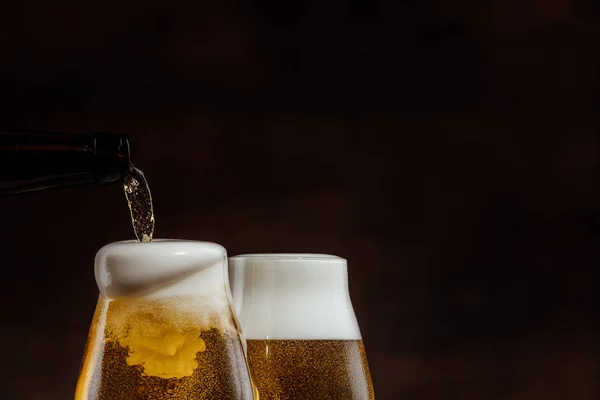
0, 130, 130, 195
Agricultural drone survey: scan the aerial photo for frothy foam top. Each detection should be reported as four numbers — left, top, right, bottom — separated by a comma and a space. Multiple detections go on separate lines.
228, 254, 362, 340
95, 239, 227, 299
92, 240, 238, 379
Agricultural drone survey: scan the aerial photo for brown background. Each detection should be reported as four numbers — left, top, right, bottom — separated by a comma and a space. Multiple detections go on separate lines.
1, 1, 600, 399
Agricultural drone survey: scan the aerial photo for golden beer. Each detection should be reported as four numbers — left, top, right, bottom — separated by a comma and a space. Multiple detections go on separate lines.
76, 240, 254, 400
247, 340, 374, 399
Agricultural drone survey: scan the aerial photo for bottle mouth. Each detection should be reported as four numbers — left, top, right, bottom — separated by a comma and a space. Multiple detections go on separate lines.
93, 132, 131, 184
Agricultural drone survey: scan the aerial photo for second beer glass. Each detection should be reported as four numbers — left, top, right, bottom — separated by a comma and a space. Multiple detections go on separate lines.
229, 254, 375, 400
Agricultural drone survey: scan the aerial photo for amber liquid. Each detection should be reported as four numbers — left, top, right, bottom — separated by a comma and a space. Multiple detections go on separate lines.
123, 165, 154, 242
75, 298, 254, 400
246, 340, 375, 400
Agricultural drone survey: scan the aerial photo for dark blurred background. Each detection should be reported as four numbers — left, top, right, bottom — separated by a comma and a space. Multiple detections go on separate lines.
1, 0, 600, 399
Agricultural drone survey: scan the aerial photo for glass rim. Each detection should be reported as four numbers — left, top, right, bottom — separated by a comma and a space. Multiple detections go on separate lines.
229, 253, 344, 262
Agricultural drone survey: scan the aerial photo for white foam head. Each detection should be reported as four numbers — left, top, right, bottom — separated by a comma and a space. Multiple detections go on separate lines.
228, 254, 362, 340
86, 240, 240, 382
95, 239, 228, 299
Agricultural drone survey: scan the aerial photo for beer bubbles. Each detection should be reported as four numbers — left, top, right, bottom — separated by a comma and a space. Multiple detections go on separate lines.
124, 165, 155, 242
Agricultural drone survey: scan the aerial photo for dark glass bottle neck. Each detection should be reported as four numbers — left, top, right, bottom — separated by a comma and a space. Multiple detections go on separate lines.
0, 130, 130, 195
92, 132, 130, 184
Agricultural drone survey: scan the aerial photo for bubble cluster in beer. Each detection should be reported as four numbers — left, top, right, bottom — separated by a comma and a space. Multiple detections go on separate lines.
246, 339, 375, 400
77, 296, 252, 399
98, 327, 250, 399
105, 297, 226, 379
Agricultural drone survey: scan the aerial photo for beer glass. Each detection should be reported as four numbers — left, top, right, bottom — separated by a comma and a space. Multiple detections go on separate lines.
75, 240, 254, 399
229, 254, 375, 399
